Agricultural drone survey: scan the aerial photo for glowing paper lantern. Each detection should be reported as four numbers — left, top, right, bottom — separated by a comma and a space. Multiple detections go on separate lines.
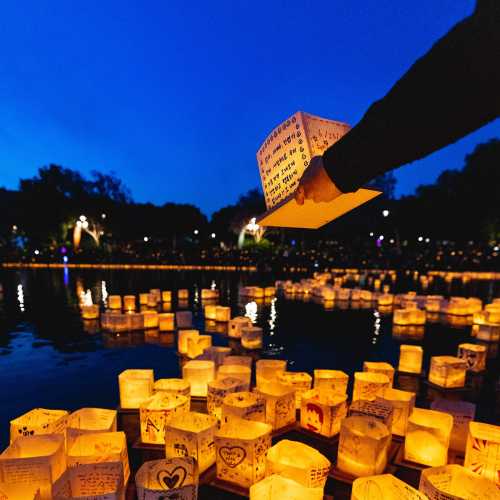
123, 295, 136, 312
9, 409, 68, 444
475, 323, 500, 342
256, 359, 287, 388
154, 378, 191, 400
187, 334, 212, 359
457, 343, 487, 373
158, 313, 175, 332
178, 289, 189, 300
254, 382, 296, 430
228, 317, 253, 338
353, 372, 390, 402
108, 295, 122, 310
363, 362, 395, 387
207, 377, 247, 420
161, 290, 172, 302
224, 355, 252, 368
218, 365, 251, 390
165, 411, 218, 473
147, 293, 158, 308
429, 356, 467, 388
65, 408, 117, 444
139, 293, 149, 305
393, 308, 426, 326
118, 369, 154, 409
0, 482, 40, 499
135, 457, 198, 499
216, 306, 231, 322
215, 418, 272, 488
398, 345, 423, 374
337, 416, 391, 477
376, 388, 415, 436
266, 439, 331, 488
205, 304, 217, 321
178, 329, 199, 354
277, 371, 312, 409
313, 369, 349, 394
404, 408, 453, 466
142, 310, 159, 328
348, 399, 393, 430
81, 304, 99, 320
300, 388, 347, 437
241, 326, 263, 349
250, 474, 323, 500
352, 473, 427, 500
175, 310, 193, 329
222, 391, 266, 424
182, 360, 215, 397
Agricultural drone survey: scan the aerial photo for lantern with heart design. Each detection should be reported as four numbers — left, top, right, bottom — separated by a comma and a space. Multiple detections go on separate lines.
165, 411, 218, 474
250, 473, 323, 500
375, 388, 415, 436
65, 408, 117, 446
398, 345, 423, 374
457, 343, 487, 373
222, 392, 266, 424
9, 408, 68, 444
118, 369, 154, 409
313, 369, 349, 395
300, 388, 347, 437
363, 362, 395, 387
135, 457, 198, 499
428, 356, 467, 388
254, 382, 296, 431
277, 371, 312, 409
207, 378, 249, 421
352, 372, 390, 402
182, 360, 215, 397
352, 473, 427, 500
217, 364, 251, 390
228, 317, 253, 338
0, 482, 40, 500
215, 418, 272, 488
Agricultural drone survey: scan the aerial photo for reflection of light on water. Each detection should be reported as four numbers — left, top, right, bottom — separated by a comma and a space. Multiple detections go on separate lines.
210, 280, 216, 290
101, 281, 108, 307
63, 266, 69, 286
194, 286, 199, 304
372, 310, 381, 344
245, 301, 258, 324
268, 298, 277, 336
17, 284, 25, 312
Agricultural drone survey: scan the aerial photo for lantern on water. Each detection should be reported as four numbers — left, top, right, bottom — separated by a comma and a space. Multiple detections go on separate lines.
187, 334, 212, 359
398, 345, 423, 374
142, 310, 159, 329
241, 326, 263, 349
165, 411, 218, 473
250, 474, 323, 500
266, 439, 331, 488
353, 372, 390, 402
352, 473, 427, 500
222, 391, 266, 424
108, 295, 122, 310
224, 355, 252, 368
204, 346, 232, 367
176, 310, 193, 329
118, 369, 154, 409
404, 408, 453, 466
146, 293, 158, 308
177, 329, 199, 354
216, 306, 231, 322
300, 388, 347, 437
277, 371, 312, 409
254, 382, 296, 431
0, 482, 40, 499
393, 308, 426, 325
149, 288, 161, 302
256, 359, 287, 388
228, 317, 253, 338
81, 304, 99, 320
204, 304, 217, 321
9, 409, 68, 444
363, 362, 395, 387
377, 294, 394, 307
218, 364, 251, 390
139, 293, 149, 305
475, 323, 500, 342
313, 369, 348, 395
337, 416, 391, 477
348, 399, 393, 431
376, 388, 415, 436
123, 295, 136, 312
161, 290, 172, 302
215, 418, 272, 488
429, 356, 467, 388
182, 360, 215, 397
178, 288, 189, 300
154, 378, 191, 400
158, 313, 175, 332
457, 343, 487, 373
207, 377, 247, 420
65, 407, 117, 445
135, 457, 198, 499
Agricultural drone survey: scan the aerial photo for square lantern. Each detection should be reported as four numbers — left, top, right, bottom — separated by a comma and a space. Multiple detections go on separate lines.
352, 372, 390, 402
161, 290, 172, 302
118, 369, 154, 409
254, 382, 296, 431
228, 317, 253, 339
165, 411, 218, 473
398, 345, 423, 374
215, 418, 272, 488
376, 388, 415, 436
300, 389, 347, 437
464, 421, 500, 486
0, 434, 66, 500
475, 323, 500, 342
204, 304, 217, 321
429, 356, 467, 388
142, 310, 159, 329
182, 360, 215, 397
256, 360, 287, 388
363, 362, 395, 387
352, 473, 426, 500
0, 482, 40, 499
66, 408, 117, 445
378, 294, 394, 307
241, 326, 263, 350
222, 391, 266, 424
224, 355, 252, 368
216, 306, 231, 322
393, 308, 426, 326
108, 295, 122, 310
313, 369, 349, 395
154, 378, 191, 401
158, 313, 175, 332
218, 365, 251, 390
207, 378, 247, 421
457, 343, 487, 373
178, 289, 189, 300
266, 439, 331, 488
150, 289, 161, 302
404, 408, 453, 466
123, 295, 136, 312
147, 293, 158, 308
348, 400, 393, 431
277, 371, 313, 409
176, 311, 193, 329
135, 457, 198, 499
337, 416, 391, 477
250, 474, 323, 500
127, 312, 144, 331
187, 334, 212, 359
139, 293, 149, 306
81, 304, 100, 320
9, 409, 68, 444
177, 330, 199, 354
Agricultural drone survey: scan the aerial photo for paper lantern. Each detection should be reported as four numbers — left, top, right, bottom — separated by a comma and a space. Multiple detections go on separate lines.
419, 464, 500, 500
352, 473, 427, 500
348, 399, 393, 431
161, 290, 172, 302
337, 416, 391, 477
135, 457, 198, 499
353, 372, 390, 402
178, 289, 189, 300
222, 391, 266, 424
9, 409, 68, 444
165, 411, 218, 473
142, 310, 159, 329
404, 408, 453, 466
182, 360, 215, 397
241, 326, 263, 349
123, 295, 136, 312
378, 294, 394, 307
205, 304, 217, 320
475, 323, 500, 342
229, 317, 253, 338
126, 311, 144, 331
393, 308, 426, 326
215, 418, 272, 488
457, 343, 487, 373
0, 434, 66, 500
154, 378, 191, 400
207, 377, 247, 420
158, 312, 175, 332
254, 382, 296, 431
277, 371, 312, 409
139, 293, 149, 305
429, 356, 467, 388
224, 355, 252, 368
398, 345, 423, 374
300, 388, 347, 437
363, 362, 395, 387
256, 359, 287, 388
81, 304, 100, 320
66, 408, 117, 445
464, 421, 500, 486
108, 295, 122, 310
250, 474, 323, 500
378, 388, 415, 436
176, 310, 193, 329
313, 369, 349, 394
264, 287, 275, 297
0, 482, 40, 499
266, 439, 331, 488
146, 293, 158, 308
118, 369, 154, 409
218, 365, 251, 390
187, 334, 212, 359
216, 306, 231, 322
177, 329, 199, 354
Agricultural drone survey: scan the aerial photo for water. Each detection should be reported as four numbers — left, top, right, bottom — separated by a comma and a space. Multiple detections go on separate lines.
0, 268, 498, 450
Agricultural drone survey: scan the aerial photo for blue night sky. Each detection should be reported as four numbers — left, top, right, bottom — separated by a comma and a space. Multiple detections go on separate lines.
1, 0, 498, 215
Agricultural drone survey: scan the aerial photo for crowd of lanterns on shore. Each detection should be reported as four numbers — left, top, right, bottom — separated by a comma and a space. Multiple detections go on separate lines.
0, 269, 499, 499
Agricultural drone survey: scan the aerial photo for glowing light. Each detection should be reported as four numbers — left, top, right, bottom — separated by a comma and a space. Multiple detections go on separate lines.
79, 215, 87, 222
390, 239, 395, 244
12, 225, 17, 231
34, 249, 40, 255
494, 246, 499, 252
101, 213, 106, 219
101, 280, 108, 306
268, 298, 277, 336
143, 236, 149, 242
378, 235, 384, 241
81, 289, 93, 307
369, 232, 374, 237
245, 301, 258, 324
211, 233, 216, 239
425, 237, 430, 243
418, 236, 423, 242
382, 209, 390, 217
63, 256, 68, 264
210, 280, 216, 291
194, 229, 199, 235
17, 284, 25, 312
246, 217, 260, 234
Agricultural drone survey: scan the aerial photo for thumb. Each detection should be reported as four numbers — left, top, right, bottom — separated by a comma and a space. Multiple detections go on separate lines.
295, 185, 305, 205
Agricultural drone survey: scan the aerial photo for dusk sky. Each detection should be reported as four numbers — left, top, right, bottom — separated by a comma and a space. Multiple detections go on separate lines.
1, 0, 498, 215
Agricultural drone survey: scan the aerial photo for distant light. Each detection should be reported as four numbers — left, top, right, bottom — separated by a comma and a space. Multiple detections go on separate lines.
378, 235, 384, 241
101, 213, 106, 219
12, 225, 18, 231
82, 221, 89, 229
63, 256, 69, 264
194, 229, 199, 235
494, 246, 499, 252
100, 231, 104, 235
425, 237, 430, 243
143, 236, 149, 242
389, 238, 395, 244
418, 236, 423, 242
34, 249, 40, 255
369, 232, 374, 237
211, 233, 216, 239
382, 209, 390, 217
79, 215, 87, 222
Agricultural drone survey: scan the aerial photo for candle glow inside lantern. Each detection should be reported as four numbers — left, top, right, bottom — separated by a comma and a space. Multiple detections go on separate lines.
81, 304, 99, 320
254, 382, 296, 431
215, 418, 272, 488
176, 310, 193, 329
165, 411, 218, 473
123, 295, 136, 312
207, 378, 247, 421
228, 317, 253, 338
118, 369, 154, 409
313, 369, 349, 395
135, 457, 198, 499
464, 421, 500, 486
277, 371, 313, 409
376, 388, 415, 436
65, 408, 117, 444
393, 308, 426, 326
178, 288, 189, 300
398, 345, 423, 374
352, 473, 427, 500
266, 439, 331, 488
218, 365, 251, 390
139, 293, 149, 305
348, 399, 393, 431
404, 408, 453, 466
158, 313, 175, 332
147, 293, 158, 308
177, 329, 199, 354
187, 334, 212, 359
429, 356, 467, 388
0, 482, 41, 499
353, 372, 390, 402
337, 416, 391, 477
241, 326, 263, 349
256, 359, 287, 388
9, 409, 68, 444
204, 304, 217, 321
222, 391, 266, 424
108, 295, 122, 310
457, 343, 487, 373
300, 388, 347, 437
250, 474, 323, 500
154, 378, 191, 400
182, 360, 215, 397
142, 310, 159, 329
0, 434, 66, 500
161, 290, 172, 302
363, 362, 395, 387
216, 306, 231, 322
378, 293, 394, 307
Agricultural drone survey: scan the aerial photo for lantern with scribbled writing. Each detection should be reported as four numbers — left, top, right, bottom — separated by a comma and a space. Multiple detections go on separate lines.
158, 313, 175, 332
254, 382, 296, 431
218, 365, 251, 390
353, 372, 390, 402
123, 295, 136, 312
178, 329, 199, 354
352, 473, 427, 500
160, 290, 171, 303
165, 411, 217, 473
241, 326, 263, 349
182, 360, 215, 397
229, 317, 253, 338
348, 400, 393, 431
376, 388, 415, 436
429, 356, 467, 388
404, 408, 453, 466
250, 474, 323, 500
207, 378, 247, 420
457, 343, 487, 373
0, 482, 40, 500
216, 306, 231, 322
313, 369, 349, 395
256, 359, 287, 388
277, 371, 312, 409
154, 378, 191, 401
66, 408, 117, 445
118, 369, 154, 409
222, 391, 266, 424
337, 416, 391, 477
363, 362, 395, 387
9, 409, 68, 444
108, 295, 122, 310
398, 345, 423, 374
300, 388, 347, 437
215, 418, 272, 488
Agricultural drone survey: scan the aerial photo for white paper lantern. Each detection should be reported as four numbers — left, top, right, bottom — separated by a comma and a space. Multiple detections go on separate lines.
429, 356, 467, 388
250, 474, 323, 500
352, 473, 427, 500
313, 369, 349, 394
353, 372, 390, 402
224, 355, 252, 368
158, 312, 175, 332
177, 329, 199, 354
457, 343, 487, 373
228, 317, 253, 338
277, 371, 312, 409
182, 360, 215, 397
256, 359, 287, 388
241, 326, 263, 349
348, 399, 393, 431
9, 409, 68, 444
175, 310, 193, 329
254, 382, 296, 431
154, 378, 191, 400
300, 388, 347, 437
118, 369, 154, 409
363, 362, 395, 387
376, 388, 415, 436
218, 365, 251, 390
66, 408, 117, 445
398, 345, 423, 374
207, 377, 247, 421
222, 391, 266, 424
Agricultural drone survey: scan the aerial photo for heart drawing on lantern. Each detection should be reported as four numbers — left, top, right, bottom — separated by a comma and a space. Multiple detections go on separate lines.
219, 446, 246, 468
157, 466, 187, 489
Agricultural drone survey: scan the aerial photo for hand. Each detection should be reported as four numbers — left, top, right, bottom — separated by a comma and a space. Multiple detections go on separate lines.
294, 156, 342, 205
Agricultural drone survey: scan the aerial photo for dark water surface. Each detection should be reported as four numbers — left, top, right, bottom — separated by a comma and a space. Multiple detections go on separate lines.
0, 268, 498, 450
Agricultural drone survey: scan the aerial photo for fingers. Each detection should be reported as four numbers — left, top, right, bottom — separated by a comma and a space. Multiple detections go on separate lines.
295, 185, 305, 205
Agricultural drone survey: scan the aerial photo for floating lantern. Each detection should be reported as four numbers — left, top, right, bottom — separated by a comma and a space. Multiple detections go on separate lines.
363, 362, 395, 387
393, 308, 426, 326
254, 382, 296, 430
337, 416, 391, 477
313, 369, 349, 394
250, 474, 323, 500
123, 295, 136, 312
205, 346, 232, 367
475, 323, 500, 342
207, 378, 247, 420
222, 391, 266, 424
176, 310, 193, 329
361, 290, 373, 302
215, 418, 272, 488
256, 359, 287, 388
376, 388, 415, 436
204, 304, 217, 321
228, 317, 253, 338
429, 356, 467, 388
142, 310, 159, 329
126, 312, 144, 331
178, 329, 199, 354
377, 293, 394, 307
218, 365, 251, 390
9, 409, 68, 444
108, 295, 122, 310
425, 295, 444, 312
224, 355, 252, 368
457, 343, 487, 373
264, 287, 275, 297
300, 388, 347, 437
81, 304, 100, 320
118, 369, 154, 409
165, 411, 218, 473
140, 393, 190, 444
139, 293, 149, 305
404, 408, 453, 466
277, 371, 313, 409
135, 457, 198, 499
187, 334, 212, 359
216, 306, 231, 322
398, 345, 423, 374
161, 290, 172, 302
241, 326, 263, 349
348, 399, 393, 431
154, 378, 191, 401
178, 289, 189, 299
353, 372, 390, 402
149, 289, 161, 302
0, 482, 41, 499
352, 473, 427, 500
66, 408, 117, 445
182, 360, 215, 397
158, 312, 175, 332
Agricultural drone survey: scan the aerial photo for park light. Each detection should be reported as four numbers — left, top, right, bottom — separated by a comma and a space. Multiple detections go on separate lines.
379, 235, 384, 241
79, 215, 87, 222
82, 220, 89, 229
418, 236, 423, 242
34, 249, 40, 255
143, 236, 149, 242
194, 229, 199, 235
246, 217, 260, 234
101, 213, 106, 219
425, 237, 430, 243
494, 246, 499, 252
382, 209, 390, 217
369, 232, 374, 237
211, 232, 216, 239
390, 238, 395, 244
12, 225, 17, 231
